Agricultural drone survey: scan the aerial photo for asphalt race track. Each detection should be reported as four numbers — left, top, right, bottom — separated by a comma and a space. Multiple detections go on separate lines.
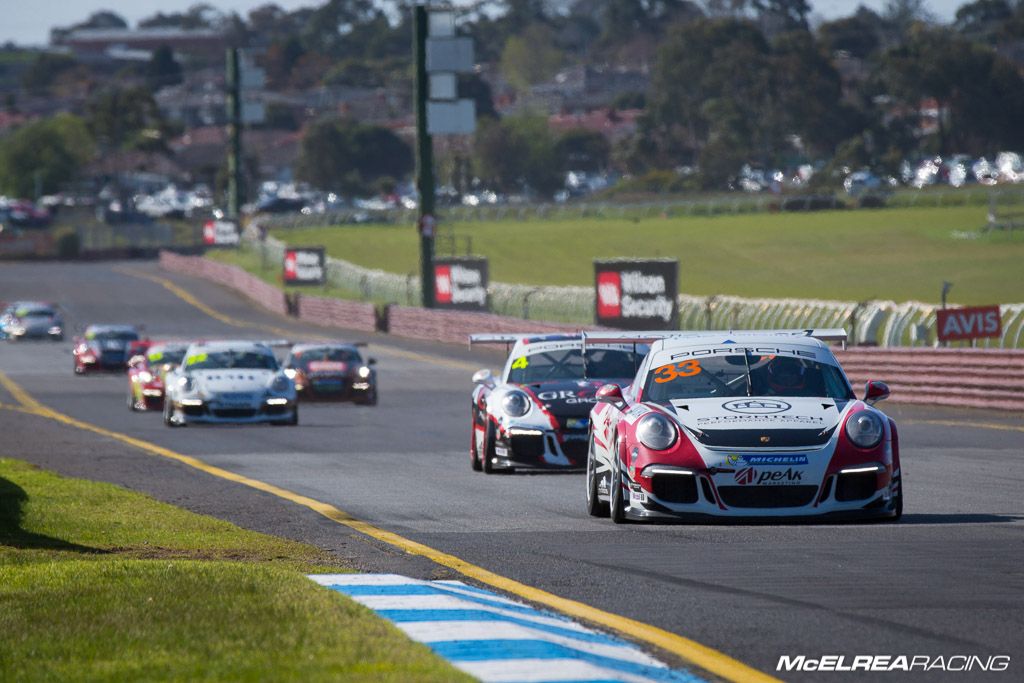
2, 261, 1023, 682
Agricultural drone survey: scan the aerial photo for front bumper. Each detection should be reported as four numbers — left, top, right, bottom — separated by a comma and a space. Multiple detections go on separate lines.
172, 397, 296, 423
491, 426, 588, 470
618, 468, 898, 521
296, 376, 374, 401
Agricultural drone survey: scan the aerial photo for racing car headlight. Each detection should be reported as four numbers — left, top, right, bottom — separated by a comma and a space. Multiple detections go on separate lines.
636, 414, 678, 451
357, 366, 371, 379
138, 371, 153, 383
501, 390, 531, 417
270, 375, 291, 393
11, 326, 26, 336
845, 411, 884, 449
179, 375, 196, 392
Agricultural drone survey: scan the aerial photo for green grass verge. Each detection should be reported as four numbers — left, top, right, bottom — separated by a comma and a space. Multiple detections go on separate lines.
257, 204, 1024, 304
0, 458, 470, 682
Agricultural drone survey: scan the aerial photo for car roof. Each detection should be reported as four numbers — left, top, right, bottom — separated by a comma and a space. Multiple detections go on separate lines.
86, 324, 137, 333
187, 340, 274, 353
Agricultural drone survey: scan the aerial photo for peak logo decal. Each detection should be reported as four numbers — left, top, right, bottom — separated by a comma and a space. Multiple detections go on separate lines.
723, 399, 791, 415
735, 467, 756, 484
733, 467, 805, 486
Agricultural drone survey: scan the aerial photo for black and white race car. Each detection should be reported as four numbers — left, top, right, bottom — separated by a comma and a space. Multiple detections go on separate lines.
586, 329, 902, 522
469, 333, 648, 473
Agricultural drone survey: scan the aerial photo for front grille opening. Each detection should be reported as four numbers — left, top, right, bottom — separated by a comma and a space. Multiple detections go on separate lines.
651, 475, 698, 504
718, 485, 818, 508
509, 434, 545, 461
691, 427, 835, 449
835, 472, 878, 501
213, 408, 257, 418
182, 404, 206, 417
560, 439, 587, 463
700, 477, 715, 503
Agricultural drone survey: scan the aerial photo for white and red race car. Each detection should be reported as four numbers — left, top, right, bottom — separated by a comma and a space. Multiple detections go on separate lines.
469, 334, 648, 473
586, 329, 902, 522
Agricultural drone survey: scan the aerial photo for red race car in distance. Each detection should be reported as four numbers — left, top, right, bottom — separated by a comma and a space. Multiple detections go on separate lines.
73, 325, 142, 374
127, 341, 190, 411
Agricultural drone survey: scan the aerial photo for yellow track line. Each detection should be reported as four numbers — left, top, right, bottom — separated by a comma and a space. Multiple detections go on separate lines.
0, 367, 778, 683
114, 266, 479, 372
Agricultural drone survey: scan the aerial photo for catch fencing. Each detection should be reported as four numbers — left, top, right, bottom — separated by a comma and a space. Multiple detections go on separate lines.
243, 233, 1024, 348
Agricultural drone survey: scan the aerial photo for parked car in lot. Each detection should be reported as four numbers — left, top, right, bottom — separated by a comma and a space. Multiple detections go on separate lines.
73, 325, 142, 373
163, 340, 297, 426
283, 342, 378, 405
585, 329, 902, 523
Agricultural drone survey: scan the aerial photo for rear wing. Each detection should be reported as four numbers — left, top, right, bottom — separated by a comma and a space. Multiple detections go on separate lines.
582, 328, 847, 353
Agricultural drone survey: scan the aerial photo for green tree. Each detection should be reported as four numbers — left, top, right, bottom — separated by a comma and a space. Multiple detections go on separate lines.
85, 86, 172, 152
473, 113, 563, 196
0, 114, 94, 196
21, 53, 78, 94
555, 129, 610, 172
145, 45, 183, 91
500, 24, 565, 91
295, 118, 413, 194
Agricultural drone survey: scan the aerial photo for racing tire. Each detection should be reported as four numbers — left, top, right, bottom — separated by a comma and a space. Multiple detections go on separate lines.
127, 389, 138, 412
888, 475, 903, 522
609, 438, 627, 524
355, 387, 378, 406
470, 411, 483, 472
585, 432, 609, 518
482, 421, 497, 474
163, 400, 181, 427
74, 363, 84, 375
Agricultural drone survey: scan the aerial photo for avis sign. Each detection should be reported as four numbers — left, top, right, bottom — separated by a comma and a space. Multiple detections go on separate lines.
283, 247, 325, 285
594, 259, 678, 330
936, 305, 1002, 342
434, 257, 488, 311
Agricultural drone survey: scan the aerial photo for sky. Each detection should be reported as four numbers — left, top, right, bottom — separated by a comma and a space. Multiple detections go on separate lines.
3, 1, 966, 47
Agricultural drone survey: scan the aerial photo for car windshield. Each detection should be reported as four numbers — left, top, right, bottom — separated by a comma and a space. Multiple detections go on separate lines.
148, 346, 187, 366
507, 347, 643, 383
18, 307, 54, 318
87, 330, 138, 342
291, 347, 361, 369
185, 349, 277, 370
643, 353, 853, 402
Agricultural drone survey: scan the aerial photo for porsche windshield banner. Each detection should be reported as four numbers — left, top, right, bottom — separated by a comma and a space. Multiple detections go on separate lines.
434, 257, 489, 311
283, 247, 326, 285
594, 259, 678, 329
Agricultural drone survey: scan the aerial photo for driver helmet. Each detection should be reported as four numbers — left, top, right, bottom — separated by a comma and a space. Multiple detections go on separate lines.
766, 356, 806, 391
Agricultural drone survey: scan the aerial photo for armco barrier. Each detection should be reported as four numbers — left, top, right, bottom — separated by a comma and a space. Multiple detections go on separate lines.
297, 294, 377, 334
159, 250, 287, 316
385, 304, 594, 345
836, 347, 1024, 411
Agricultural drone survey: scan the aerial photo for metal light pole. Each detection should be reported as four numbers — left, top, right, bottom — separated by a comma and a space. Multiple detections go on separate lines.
226, 47, 243, 220
413, 3, 436, 308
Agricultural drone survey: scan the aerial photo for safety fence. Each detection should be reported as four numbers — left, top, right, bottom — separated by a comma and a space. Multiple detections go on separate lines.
243, 234, 1024, 348
836, 347, 1024, 412
161, 250, 1024, 411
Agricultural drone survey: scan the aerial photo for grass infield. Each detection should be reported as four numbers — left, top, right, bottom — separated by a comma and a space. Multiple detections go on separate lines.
240, 205, 1024, 304
0, 458, 470, 682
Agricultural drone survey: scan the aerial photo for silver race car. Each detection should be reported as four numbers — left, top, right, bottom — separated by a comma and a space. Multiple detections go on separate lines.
163, 340, 298, 426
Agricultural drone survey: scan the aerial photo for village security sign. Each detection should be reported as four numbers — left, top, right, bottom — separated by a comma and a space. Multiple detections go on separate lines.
434, 257, 488, 311
595, 259, 678, 329
283, 247, 326, 285
202, 220, 240, 247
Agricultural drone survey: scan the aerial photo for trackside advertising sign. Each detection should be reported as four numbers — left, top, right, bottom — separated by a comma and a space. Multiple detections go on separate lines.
594, 259, 678, 329
434, 257, 488, 311
283, 247, 326, 285
936, 305, 1002, 342
202, 220, 240, 247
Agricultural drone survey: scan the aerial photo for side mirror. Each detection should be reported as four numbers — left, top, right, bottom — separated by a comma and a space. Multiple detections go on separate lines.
472, 368, 495, 387
596, 383, 624, 405
367, 357, 377, 366
863, 380, 890, 405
